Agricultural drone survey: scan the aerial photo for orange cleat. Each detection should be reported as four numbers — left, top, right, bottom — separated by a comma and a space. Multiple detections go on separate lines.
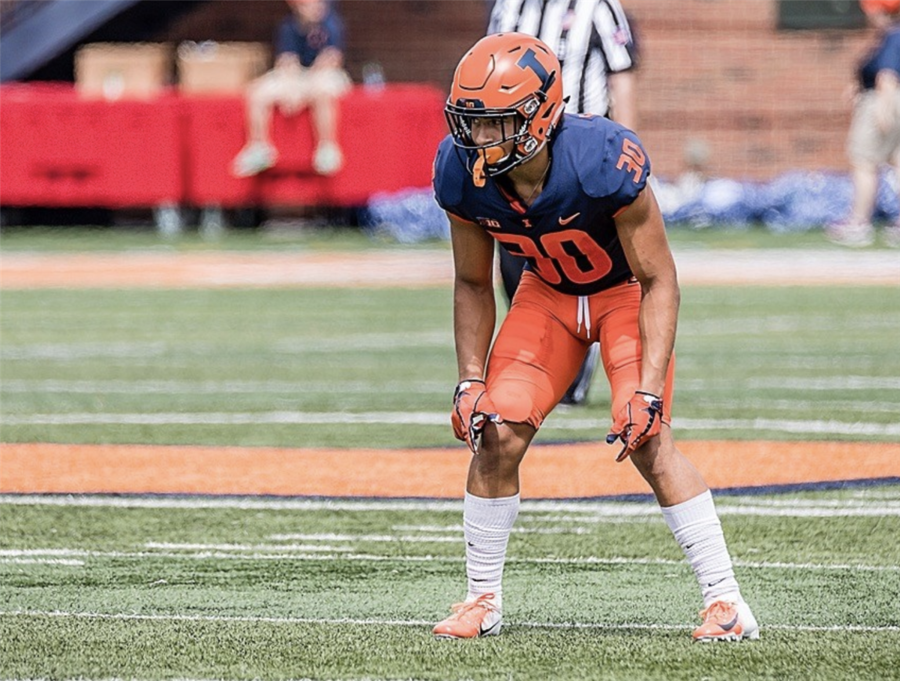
692, 599, 760, 642
432, 593, 502, 639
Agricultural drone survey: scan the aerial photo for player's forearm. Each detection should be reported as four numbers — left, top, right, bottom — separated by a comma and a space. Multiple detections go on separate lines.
453, 280, 496, 381
637, 277, 680, 396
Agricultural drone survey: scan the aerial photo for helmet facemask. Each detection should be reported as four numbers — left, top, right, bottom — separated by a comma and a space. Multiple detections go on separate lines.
445, 94, 546, 177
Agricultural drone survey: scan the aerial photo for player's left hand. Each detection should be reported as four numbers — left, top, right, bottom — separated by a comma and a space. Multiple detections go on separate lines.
451, 379, 503, 454
606, 391, 664, 462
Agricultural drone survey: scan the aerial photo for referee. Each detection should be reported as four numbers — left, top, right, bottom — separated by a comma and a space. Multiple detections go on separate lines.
487, 0, 640, 405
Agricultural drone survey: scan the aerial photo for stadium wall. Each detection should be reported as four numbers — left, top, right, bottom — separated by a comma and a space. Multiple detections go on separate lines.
150, 0, 874, 180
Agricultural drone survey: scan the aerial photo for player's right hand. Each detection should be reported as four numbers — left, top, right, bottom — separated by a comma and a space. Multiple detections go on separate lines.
451, 379, 503, 454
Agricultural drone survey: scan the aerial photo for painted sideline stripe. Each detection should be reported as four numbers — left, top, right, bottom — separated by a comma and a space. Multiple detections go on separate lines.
1, 548, 896, 572
3, 493, 900, 516
3, 411, 898, 436
2, 609, 897, 634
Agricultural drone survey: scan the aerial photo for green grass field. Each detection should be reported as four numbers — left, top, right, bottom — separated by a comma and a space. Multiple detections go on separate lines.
2, 491, 899, 680
2, 279, 898, 446
1, 227, 899, 679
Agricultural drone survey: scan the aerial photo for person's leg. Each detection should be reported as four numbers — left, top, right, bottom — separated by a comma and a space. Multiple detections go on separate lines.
246, 77, 274, 144
887, 160, 900, 247
309, 96, 342, 175
849, 161, 880, 226
827, 160, 877, 246
462, 419, 535, 600
628, 433, 758, 641
232, 71, 289, 177
629, 431, 740, 603
434, 275, 585, 639
309, 68, 350, 175
309, 93, 338, 147
883, 116, 900, 247
432, 417, 535, 639
599, 282, 757, 641
499, 248, 597, 406
828, 93, 880, 245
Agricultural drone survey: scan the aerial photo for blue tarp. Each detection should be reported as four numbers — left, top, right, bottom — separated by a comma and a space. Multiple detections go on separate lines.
362, 171, 899, 243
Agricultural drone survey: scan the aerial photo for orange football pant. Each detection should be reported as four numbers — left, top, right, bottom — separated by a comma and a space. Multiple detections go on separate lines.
485, 271, 675, 429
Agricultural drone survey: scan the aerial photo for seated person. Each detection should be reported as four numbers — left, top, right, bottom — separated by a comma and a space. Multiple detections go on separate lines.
232, 0, 351, 178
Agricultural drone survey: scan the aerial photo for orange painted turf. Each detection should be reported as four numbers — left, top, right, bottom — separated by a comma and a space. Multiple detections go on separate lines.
2, 441, 899, 498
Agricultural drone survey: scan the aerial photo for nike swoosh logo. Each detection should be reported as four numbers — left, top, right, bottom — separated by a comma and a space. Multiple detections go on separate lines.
480, 618, 501, 636
719, 613, 740, 632
558, 212, 581, 225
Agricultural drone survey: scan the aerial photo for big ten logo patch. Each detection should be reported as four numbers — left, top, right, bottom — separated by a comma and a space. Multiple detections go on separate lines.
477, 217, 502, 230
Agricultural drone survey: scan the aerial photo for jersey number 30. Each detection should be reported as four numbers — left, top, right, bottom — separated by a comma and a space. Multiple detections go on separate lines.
616, 138, 645, 183
493, 230, 613, 285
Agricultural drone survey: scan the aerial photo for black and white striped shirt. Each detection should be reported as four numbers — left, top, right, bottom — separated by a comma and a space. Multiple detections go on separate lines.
487, 0, 637, 116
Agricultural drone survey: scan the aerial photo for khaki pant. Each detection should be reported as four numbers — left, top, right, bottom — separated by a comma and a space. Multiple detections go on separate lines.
252, 64, 351, 115
847, 90, 900, 166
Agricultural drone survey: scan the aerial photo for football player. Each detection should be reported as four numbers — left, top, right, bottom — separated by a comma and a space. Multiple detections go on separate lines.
431, 33, 758, 642
488, 0, 641, 405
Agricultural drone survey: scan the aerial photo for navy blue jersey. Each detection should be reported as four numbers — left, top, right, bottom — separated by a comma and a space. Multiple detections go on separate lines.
433, 114, 650, 296
276, 10, 345, 67
859, 27, 900, 91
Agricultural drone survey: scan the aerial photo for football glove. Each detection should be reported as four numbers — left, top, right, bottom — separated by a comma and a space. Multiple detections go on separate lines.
451, 379, 503, 454
606, 390, 664, 462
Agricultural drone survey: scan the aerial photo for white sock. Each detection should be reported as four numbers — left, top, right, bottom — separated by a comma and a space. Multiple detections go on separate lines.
660, 490, 742, 607
463, 491, 520, 611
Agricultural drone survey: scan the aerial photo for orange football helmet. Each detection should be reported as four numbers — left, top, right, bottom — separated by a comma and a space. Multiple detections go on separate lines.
445, 33, 565, 177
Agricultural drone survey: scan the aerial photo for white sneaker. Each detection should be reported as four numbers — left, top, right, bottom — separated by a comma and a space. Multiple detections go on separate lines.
232, 142, 277, 178
825, 221, 875, 247
692, 599, 759, 642
313, 141, 343, 176
883, 224, 900, 248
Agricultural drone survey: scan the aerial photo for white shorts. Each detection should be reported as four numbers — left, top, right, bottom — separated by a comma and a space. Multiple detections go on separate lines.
253, 64, 351, 114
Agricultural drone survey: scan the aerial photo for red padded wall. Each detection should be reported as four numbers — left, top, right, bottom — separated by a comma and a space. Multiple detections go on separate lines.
0, 83, 448, 209
0, 84, 184, 208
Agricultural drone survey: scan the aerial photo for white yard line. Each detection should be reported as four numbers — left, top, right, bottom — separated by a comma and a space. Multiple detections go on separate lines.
1, 609, 898, 634
2, 411, 899, 437
142, 542, 353, 552
5, 380, 900, 418
10, 377, 895, 392
0, 558, 85, 566
3, 494, 900, 515
1, 548, 897, 573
